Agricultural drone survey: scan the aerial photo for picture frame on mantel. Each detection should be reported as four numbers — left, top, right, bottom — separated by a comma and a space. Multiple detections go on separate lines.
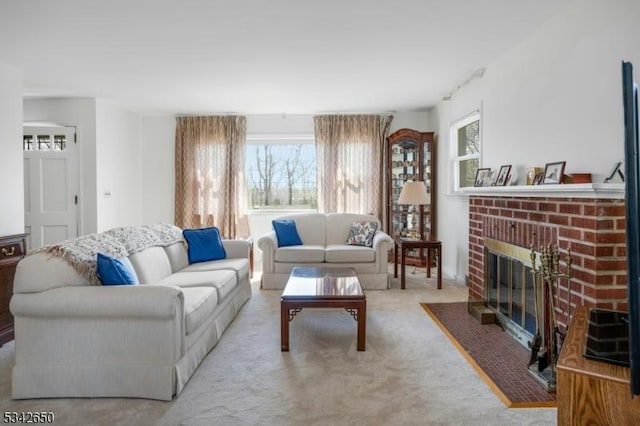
532, 172, 544, 185
543, 161, 566, 184
604, 161, 625, 183
474, 168, 491, 187
495, 165, 511, 186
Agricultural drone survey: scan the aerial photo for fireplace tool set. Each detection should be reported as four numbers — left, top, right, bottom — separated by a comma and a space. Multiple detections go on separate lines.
529, 244, 573, 391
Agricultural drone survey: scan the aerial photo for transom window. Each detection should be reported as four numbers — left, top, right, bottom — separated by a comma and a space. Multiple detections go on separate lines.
23, 134, 68, 151
451, 111, 480, 191
245, 136, 317, 210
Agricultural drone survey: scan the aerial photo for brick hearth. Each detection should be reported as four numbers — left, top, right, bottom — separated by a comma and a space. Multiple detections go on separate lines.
469, 195, 627, 330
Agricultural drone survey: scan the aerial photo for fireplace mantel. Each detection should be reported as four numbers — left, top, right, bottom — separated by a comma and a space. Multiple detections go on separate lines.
462, 183, 624, 199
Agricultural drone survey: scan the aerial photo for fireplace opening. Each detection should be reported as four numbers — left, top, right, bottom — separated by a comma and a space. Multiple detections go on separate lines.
484, 239, 538, 349
484, 238, 559, 391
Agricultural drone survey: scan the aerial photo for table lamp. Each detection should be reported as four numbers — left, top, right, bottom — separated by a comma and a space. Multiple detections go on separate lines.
397, 180, 428, 240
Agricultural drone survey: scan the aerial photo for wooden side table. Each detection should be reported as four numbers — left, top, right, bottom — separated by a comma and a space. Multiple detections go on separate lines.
244, 236, 254, 279
556, 306, 640, 424
394, 237, 442, 290
0, 233, 27, 347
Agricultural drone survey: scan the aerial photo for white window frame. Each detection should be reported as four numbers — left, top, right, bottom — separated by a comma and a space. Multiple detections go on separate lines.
245, 134, 317, 213
450, 109, 481, 193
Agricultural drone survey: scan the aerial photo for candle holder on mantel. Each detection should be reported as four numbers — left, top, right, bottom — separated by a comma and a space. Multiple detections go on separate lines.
529, 244, 573, 392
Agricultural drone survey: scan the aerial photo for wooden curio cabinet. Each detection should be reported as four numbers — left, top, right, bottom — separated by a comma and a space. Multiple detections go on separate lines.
386, 129, 435, 265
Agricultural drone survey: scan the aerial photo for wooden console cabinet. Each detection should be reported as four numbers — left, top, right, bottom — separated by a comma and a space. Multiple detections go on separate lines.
557, 306, 640, 425
0, 234, 27, 347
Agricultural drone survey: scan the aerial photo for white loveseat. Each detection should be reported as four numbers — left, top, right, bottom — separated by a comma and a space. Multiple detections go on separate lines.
10, 224, 251, 401
257, 213, 393, 289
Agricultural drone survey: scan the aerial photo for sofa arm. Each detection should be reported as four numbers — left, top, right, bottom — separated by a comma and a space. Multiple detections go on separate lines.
222, 239, 250, 259
372, 231, 393, 251
10, 285, 186, 376
257, 231, 277, 274
10, 285, 184, 320
373, 231, 393, 273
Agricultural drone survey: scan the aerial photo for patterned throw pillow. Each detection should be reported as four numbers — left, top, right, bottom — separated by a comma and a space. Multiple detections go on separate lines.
345, 221, 379, 247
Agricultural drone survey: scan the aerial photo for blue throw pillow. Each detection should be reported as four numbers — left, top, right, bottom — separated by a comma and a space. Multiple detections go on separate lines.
272, 220, 303, 247
183, 226, 226, 264
97, 253, 139, 285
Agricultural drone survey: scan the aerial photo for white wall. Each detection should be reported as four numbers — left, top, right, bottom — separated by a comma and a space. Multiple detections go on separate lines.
434, 0, 640, 283
141, 116, 176, 225
23, 98, 98, 235
0, 62, 23, 236
390, 110, 430, 133
247, 114, 313, 135
95, 99, 143, 231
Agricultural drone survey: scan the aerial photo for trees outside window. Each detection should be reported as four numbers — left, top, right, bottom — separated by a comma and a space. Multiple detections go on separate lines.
451, 111, 481, 191
246, 139, 317, 209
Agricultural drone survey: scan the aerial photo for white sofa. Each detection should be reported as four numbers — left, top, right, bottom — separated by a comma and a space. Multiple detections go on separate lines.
257, 213, 393, 289
10, 224, 251, 401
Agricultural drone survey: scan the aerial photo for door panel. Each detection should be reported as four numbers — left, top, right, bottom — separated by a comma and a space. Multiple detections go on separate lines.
42, 158, 68, 211
23, 125, 78, 251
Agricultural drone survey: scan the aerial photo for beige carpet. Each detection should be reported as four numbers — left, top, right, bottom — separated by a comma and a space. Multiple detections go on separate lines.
0, 267, 557, 425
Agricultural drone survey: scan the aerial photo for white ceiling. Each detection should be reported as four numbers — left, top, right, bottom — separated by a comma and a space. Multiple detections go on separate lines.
0, 0, 571, 116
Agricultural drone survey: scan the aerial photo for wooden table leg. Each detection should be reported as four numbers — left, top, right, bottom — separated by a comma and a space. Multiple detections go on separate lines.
357, 301, 366, 351
426, 248, 431, 278
394, 241, 398, 278
437, 245, 442, 290
401, 246, 406, 290
281, 301, 289, 351
249, 243, 254, 279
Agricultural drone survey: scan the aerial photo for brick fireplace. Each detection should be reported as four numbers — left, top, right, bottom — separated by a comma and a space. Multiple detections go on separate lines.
468, 186, 627, 332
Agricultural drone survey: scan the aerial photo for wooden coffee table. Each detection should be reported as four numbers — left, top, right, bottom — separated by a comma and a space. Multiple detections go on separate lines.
280, 267, 366, 351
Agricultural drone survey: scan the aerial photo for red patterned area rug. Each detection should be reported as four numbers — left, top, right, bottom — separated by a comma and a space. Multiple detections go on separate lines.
420, 302, 556, 408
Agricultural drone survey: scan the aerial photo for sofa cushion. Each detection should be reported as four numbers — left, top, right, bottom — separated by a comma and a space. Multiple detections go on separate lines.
345, 221, 378, 247
181, 258, 249, 282
183, 227, 226, 263
128, 246, 173, 284
325, 244, 376, 263
326, 213, 381, 245
181, 287, 218, 335
156, 269, 237, 302
164, 242, 189, 273
272, 220, 303, 247
273, 213, 326, 246
275, 245, 325, 263
96, 253, 139, 285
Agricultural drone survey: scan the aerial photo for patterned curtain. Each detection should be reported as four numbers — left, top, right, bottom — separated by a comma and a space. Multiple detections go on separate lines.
175, 116, 250, 238
314, 114, 393, 218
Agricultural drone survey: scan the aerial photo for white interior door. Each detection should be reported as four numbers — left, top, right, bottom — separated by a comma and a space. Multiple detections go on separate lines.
23, 125, 79, 251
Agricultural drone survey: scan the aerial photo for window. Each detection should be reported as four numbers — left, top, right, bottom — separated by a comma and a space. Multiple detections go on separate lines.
245, 136, 317, 210
23, 134, 68, 151
451, 110, 480, 191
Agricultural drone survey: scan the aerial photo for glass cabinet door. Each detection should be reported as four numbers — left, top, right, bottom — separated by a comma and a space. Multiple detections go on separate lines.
386, 129, 436, 265
422, 138, 433, 239
390, 138, 419, 239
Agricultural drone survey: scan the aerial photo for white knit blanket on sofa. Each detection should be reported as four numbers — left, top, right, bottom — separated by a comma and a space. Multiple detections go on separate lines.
30, 223, 185, 285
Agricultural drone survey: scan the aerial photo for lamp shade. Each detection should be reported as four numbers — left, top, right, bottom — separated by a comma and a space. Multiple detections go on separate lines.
397, 181, 429, 205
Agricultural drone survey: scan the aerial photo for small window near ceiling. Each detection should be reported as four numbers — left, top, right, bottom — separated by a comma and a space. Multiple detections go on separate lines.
451, 111, 480, 191
245, 136, 317, 210
23, 134, 67, 151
